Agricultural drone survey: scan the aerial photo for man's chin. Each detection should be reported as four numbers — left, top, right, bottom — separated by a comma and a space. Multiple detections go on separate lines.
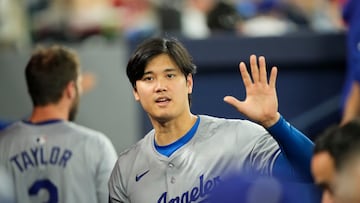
151, 114, 173, 123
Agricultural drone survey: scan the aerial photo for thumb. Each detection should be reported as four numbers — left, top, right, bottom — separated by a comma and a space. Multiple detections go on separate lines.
223, 96, 245, 113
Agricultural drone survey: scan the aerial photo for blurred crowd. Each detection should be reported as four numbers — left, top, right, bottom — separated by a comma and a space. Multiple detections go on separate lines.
0, 0, 345, 50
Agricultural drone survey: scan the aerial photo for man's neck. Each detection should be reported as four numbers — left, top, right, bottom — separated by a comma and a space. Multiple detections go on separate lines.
153, 113, 197, 146
29, 105, 68, 123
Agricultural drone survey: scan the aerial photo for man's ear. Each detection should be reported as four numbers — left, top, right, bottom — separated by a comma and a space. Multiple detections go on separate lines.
186, 74, 193, 94
133, 87, 140, 101
65, 81, 76, 99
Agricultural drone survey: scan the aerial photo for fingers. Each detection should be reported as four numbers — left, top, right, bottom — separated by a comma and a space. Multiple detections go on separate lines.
240, 54, 277, 85
258, 56, 267, 84
269, 66, 278, 88
223, 96, 243, 112
239, 62, 252, 87
250, 55, 259, 82
223, 96, 237, 105
240, 54, 276, 87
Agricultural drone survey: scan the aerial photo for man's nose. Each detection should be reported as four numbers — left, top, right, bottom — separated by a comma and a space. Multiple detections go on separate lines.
155, 78, 167, 92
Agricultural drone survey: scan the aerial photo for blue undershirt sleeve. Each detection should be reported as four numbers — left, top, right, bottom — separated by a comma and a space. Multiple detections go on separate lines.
272, 152, 321, 203
267, 115, 314, 182
272, 152, 297, 180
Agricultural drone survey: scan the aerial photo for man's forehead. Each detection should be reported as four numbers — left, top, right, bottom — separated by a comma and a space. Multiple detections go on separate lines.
144, 67, 178, 73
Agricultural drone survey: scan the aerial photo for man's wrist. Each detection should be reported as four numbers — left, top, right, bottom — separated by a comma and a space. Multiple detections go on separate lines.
261, 112, 281, 128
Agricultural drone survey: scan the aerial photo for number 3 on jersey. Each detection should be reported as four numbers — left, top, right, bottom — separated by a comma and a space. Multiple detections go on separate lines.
29, 179, 58, 203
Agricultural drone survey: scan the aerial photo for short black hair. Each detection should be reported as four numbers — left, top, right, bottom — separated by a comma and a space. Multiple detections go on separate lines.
314, 118, 360, 170
126, 37, 197, 105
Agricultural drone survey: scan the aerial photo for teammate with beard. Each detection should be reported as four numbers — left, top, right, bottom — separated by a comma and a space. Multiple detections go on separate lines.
0, 45, 117, 203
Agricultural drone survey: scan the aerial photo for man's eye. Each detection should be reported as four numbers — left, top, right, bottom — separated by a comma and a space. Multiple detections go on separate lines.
167, 74, 175, 78
143, 77, 153, 81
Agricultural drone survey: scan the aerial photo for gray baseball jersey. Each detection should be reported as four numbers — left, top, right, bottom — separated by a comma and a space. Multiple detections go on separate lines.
0, 120, 118, 203
108, 115, 280, 203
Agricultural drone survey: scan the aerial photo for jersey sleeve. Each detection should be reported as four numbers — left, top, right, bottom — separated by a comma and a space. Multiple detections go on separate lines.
247, 129, 280, 175
93, 135, 118, 203
108, 158, 129, 203
234, 120, 280, 176
266, 115, 314, 181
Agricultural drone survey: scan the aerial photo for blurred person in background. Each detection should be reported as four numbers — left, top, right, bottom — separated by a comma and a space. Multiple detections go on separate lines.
112, 0, 159, 42
181, 0, 215, 39
340, 0, 360, 126
275, 0, 310, 30
0, 0, 31, 49
234, 0, 343, 36
310, 0, 344, 32
311, 117, 360, 203
240, 0, 299, 37
207, 0, 243, 35
155, 1, 183, 36
27, 0, 120, 42
0, 45, 117, 203
159, 0, 242, 39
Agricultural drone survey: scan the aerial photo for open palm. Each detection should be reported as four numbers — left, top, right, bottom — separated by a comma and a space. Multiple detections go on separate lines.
224, 55, 280, 128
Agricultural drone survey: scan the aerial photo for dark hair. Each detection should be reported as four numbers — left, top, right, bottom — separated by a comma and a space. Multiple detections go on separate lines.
126, 37, 197, 104
25, 45, 80, 106
314, 118, 360, 170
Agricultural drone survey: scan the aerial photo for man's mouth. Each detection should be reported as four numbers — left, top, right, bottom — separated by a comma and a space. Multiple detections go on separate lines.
156, 97, 171, 104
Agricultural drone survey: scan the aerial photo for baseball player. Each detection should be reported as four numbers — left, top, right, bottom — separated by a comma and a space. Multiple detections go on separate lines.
108, 37, 317, 202
0, 45, 118, 203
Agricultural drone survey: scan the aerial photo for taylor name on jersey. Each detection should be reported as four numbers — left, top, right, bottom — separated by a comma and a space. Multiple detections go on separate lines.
9, 145, 72, 172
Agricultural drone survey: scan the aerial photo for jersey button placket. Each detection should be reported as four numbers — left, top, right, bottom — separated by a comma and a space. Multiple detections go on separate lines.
167, 162, 175, 184
166, 160, 182, 199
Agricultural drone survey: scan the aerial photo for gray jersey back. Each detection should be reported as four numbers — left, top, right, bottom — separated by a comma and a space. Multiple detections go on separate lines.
0, 120, 118, 203
109, 115, 280, 203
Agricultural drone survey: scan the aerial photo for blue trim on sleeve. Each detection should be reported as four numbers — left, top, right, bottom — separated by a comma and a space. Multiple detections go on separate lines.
267, 115, 314, 182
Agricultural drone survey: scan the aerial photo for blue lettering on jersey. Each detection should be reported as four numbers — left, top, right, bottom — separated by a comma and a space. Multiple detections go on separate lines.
157, 174, 221, 203
9, 146, 73, 172
22, 151, 35, 170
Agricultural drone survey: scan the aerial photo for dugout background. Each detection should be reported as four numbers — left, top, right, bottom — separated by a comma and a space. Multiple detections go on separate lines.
0, 31, 346, 153
137, 31, 346, 141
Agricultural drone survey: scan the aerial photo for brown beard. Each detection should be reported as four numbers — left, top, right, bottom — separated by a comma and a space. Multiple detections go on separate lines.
68, 85, 80, 121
